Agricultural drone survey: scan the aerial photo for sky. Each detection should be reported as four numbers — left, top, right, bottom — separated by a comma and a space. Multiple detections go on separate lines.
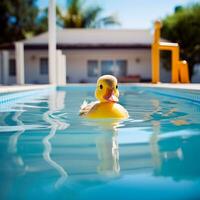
38, 0, 199, 29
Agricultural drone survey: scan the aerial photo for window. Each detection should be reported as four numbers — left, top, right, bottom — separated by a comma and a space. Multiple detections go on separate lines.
9, 59, 16, 76
87, 59, 127, 77
101, 60, 127, 76
101, 60, 114, 75
116, 60, 127, 76
87, 60, 98, 77
40, 58, 48, 75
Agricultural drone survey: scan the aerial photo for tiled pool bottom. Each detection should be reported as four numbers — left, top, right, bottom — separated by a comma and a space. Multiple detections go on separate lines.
0, 85, 200, 200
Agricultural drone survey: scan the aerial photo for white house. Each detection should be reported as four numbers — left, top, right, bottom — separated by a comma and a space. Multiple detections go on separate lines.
0, 28, 171, 84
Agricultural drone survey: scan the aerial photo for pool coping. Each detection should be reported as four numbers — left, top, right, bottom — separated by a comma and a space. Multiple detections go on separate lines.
0, 84, 56, 94
0, 83, 199, 94
131, 83, 200, 91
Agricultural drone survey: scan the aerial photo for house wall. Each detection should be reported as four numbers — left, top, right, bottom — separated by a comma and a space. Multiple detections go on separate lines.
5, 51, 16, 84
0, 53, 2, 84
63, 49, 153, 83
2, 48, 171, 84
6, 50, 49, 84
24, 50, 49, 84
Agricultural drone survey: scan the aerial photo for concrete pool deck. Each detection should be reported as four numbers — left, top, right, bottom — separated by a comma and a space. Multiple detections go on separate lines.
133, 83, 200, 90
0, 83, 200, 94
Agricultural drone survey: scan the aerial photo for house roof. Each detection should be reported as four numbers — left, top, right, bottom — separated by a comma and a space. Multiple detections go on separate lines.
25, 28, 152, 44
1, 28, 155, 50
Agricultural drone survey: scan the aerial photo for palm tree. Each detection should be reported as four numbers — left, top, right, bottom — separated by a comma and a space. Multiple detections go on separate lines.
56, 0, 120, 28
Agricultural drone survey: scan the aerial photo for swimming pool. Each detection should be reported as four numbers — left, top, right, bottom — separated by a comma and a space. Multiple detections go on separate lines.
0, 85, 200, 200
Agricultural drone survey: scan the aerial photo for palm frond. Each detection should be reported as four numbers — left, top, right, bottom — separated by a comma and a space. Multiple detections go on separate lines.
83, 6, 102, 27
57, 0, 121, 28
95, 14, 120, 28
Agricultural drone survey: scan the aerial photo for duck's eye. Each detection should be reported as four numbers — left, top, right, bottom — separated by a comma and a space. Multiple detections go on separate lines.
116, 85, 118, 89
100, 84, 103, 89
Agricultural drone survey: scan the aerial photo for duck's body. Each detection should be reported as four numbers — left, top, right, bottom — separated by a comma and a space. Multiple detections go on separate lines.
79, 75, 129, 119
80, 101, 128, 119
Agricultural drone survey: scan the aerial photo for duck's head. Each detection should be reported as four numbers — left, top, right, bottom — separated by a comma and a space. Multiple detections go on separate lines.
95, 75, 119, 103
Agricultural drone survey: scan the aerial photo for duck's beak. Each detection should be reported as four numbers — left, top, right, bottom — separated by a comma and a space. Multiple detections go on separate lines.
103, 88, 119, 102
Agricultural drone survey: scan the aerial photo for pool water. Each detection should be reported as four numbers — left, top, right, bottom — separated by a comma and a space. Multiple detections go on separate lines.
0, 86, 200, 200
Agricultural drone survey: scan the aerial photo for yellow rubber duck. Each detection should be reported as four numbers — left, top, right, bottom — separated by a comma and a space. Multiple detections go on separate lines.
79, 75, 129, 119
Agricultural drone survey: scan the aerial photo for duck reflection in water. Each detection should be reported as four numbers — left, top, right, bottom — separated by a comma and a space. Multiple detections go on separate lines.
85, 118, 122, 177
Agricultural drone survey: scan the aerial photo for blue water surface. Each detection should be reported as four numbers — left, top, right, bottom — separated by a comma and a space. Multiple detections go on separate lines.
0, 86, 200, 200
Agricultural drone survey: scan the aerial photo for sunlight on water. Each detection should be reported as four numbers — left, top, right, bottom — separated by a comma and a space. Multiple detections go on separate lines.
0, 86, 200, 200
